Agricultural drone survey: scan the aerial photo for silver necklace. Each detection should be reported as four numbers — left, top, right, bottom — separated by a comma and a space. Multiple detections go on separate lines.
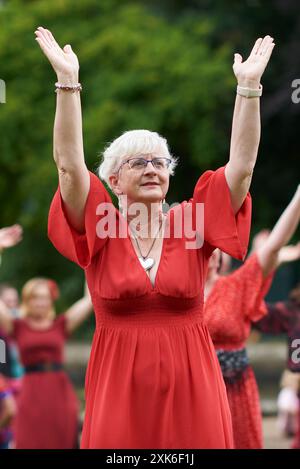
130, 217, 164, 271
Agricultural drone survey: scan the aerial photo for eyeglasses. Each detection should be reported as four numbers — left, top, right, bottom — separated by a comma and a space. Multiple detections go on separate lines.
117, 157, 172, 173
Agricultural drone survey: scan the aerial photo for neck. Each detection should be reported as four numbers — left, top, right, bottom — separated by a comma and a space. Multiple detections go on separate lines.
126, 201, 164, 239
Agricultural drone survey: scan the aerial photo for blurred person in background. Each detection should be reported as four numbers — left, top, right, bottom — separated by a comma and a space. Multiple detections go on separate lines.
0, 278, 93, 449
204, 185, 300, 448
0, 284, 24, 380
253, 282, 300, 449
0, 225, 23, 449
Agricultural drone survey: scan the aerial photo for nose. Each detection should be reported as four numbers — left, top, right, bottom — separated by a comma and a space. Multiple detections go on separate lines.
143, 160, 157, 174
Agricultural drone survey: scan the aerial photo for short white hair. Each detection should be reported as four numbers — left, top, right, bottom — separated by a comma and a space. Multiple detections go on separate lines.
98, 129, 178, 188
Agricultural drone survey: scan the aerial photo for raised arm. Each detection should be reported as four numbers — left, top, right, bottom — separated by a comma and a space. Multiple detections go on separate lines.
256, 185, 300, 277
0, 225, 22, 334
64, 282, 93, 335
0, 224, 23, 264
35, 26, 89, 233
225, 36, 275, 214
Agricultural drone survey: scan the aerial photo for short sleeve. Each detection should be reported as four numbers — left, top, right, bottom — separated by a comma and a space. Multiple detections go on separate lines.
48, 171, 113, 269
253, 302, 290, 334
231, 253, 274, 322
191, 165, 252, 260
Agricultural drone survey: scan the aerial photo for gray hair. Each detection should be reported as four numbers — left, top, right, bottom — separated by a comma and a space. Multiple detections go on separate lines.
98, 129, 178, 188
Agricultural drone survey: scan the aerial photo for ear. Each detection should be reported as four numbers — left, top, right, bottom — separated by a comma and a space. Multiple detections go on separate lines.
109, 174, 123, 196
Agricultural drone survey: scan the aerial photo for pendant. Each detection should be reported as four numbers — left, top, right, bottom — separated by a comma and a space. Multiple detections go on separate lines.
139, 257, 155, 271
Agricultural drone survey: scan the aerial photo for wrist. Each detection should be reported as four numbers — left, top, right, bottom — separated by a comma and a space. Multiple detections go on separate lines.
237, 77, 261, 88
56, 72, 79, 86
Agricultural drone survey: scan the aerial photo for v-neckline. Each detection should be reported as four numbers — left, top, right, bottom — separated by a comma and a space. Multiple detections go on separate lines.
124, 211, 169, 292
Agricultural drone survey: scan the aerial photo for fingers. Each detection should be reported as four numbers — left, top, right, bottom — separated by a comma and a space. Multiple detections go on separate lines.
44, 28, 63, 52
63, 45, 72, 54
234, 53, 243, 64
249, 38, 263, 57
35, 29, 52, 56
35, 27, 53, 49
263, 42, 275, 63
256, 35, 275, 57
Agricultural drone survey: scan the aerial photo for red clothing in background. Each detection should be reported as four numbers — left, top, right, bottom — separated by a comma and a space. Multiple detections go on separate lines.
11, 315, 79, 449
204, 254, 273, 448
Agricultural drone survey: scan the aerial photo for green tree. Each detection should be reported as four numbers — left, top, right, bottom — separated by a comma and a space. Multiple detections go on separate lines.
0, 0, 234, 315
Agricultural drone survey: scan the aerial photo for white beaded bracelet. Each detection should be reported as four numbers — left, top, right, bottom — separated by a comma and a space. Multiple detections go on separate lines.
236, 84, 263, 98
55, 82, 82, 93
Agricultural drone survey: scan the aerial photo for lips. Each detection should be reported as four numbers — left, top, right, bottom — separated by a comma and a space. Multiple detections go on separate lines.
141, 182, 159, 186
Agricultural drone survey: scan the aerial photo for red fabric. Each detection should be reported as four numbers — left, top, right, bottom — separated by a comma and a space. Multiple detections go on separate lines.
48, 167, 251, 449
192, 165, 251, 260
225, 367, 263, 449
204, 254, 274, 448
0, 374, 8, 395
11, 315, 79, 449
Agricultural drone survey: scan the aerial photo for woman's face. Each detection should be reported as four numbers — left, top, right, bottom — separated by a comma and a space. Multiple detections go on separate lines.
26, 284, 53, 320
110, 153, 170, 206
0, 288, 19, 310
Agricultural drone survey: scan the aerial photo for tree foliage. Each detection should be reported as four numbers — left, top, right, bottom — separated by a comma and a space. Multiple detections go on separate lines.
0, 0, 298, 314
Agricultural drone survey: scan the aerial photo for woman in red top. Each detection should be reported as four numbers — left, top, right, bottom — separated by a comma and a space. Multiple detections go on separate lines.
0, 279, 93, 449
35, 26, 274, 448
204, 185, 300, 448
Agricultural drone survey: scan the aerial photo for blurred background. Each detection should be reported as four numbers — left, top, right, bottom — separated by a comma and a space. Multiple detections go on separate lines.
0, 0, 299, 448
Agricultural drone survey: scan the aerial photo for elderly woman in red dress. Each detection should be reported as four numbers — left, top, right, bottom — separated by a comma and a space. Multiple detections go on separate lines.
35, 26, 274, 448
204, 185, 300, 448
0, 278, 93, 449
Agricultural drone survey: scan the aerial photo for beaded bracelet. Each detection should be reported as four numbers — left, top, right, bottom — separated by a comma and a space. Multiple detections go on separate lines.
55, 82, 82, 93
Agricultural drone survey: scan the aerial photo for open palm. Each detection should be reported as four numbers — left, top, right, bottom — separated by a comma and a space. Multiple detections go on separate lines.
35, 26, 79, 78
0, 224, 23, 249
233, 35, 275, 84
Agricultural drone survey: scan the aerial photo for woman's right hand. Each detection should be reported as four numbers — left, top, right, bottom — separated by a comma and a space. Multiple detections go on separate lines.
0, 224, 22, 251
34, 26, 79, 82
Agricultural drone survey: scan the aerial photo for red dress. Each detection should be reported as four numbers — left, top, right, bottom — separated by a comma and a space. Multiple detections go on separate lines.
48, 165, 251, 449
11, 315, 79, 449
203, 254, 273, 448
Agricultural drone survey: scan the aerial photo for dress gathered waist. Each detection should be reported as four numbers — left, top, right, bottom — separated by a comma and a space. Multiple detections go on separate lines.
216, 347, 250, 383
92, 292, 204, 328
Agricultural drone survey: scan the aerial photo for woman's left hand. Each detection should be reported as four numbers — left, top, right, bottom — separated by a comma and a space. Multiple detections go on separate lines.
233, 35, 275, 87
